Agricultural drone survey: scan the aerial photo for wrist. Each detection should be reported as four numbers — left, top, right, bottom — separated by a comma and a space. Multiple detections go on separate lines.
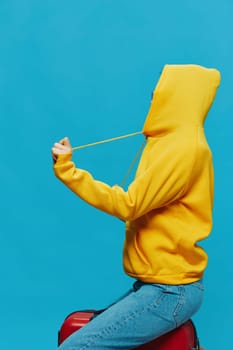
54, 152, 72, 166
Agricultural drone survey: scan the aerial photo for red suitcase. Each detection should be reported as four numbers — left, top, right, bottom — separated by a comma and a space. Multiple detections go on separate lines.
58, 310, 201, 349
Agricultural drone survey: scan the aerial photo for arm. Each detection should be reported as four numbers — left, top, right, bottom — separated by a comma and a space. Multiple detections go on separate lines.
52, 137, 194, 221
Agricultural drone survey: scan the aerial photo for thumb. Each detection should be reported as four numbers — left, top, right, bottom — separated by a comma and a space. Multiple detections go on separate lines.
61, 137, 71, 148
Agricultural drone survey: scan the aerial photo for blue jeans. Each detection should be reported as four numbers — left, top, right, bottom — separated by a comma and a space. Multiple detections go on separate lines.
58, 279, 204, 350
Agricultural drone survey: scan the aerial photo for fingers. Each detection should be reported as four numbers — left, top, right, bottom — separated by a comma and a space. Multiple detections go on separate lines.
51, 136, 72, 162
54, 142, 66, 150
52, 144, 71, 154
59, 137, 66, 144
62, 137, 72, 148
59, 137, 71, 147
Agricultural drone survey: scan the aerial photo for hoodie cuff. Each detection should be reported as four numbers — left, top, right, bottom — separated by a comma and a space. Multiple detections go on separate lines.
54, 153, 72, 167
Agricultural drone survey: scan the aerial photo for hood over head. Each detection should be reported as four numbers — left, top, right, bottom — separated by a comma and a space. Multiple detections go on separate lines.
142, 64, 221, 137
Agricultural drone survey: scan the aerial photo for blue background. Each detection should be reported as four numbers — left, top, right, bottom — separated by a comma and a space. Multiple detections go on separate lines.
0, 1, 232, 349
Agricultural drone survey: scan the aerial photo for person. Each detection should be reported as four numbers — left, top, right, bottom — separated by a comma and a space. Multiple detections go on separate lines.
52, 64, 221, 350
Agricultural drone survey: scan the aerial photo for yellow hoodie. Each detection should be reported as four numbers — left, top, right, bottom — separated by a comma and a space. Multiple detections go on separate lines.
53, 64, 221, 284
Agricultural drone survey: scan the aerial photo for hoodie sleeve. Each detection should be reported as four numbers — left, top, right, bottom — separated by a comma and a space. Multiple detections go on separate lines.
53, 140, 195, 221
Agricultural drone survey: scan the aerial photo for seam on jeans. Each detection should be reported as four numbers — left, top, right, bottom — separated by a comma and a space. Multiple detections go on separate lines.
76, 290, 166, 350
173, 285, 185, 327
191, 281, 204, 291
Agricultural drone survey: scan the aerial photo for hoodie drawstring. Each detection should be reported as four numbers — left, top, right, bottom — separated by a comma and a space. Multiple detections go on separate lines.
71, 131, 146, 187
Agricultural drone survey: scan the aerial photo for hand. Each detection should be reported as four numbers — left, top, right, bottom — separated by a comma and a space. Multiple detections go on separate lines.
52, 137, 72, 163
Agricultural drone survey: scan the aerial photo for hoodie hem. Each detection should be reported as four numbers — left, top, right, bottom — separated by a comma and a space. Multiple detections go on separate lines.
126, 272, 203, 285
